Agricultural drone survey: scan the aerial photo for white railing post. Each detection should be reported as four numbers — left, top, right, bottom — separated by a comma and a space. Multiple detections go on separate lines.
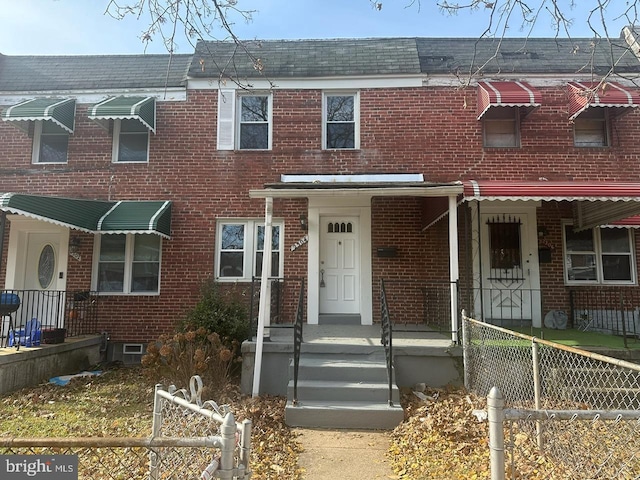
488, 386, 505, 480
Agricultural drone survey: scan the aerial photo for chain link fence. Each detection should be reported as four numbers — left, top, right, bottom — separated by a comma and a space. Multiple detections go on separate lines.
462, 312, 640, 479
0, 376, 251, 479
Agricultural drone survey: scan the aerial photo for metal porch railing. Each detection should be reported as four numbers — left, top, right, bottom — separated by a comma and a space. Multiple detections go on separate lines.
380, 279, 394, 407
248, 276, 304, 338
0, 289, 98, 348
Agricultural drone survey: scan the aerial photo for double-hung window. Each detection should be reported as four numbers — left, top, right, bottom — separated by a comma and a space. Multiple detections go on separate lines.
483, 107, 520, 148
563, 223, 635, 284
574, 108, 609, 147
324, 92, 358, 149
94, 234, 161, 294
32, 120, 69, 164
217, 90, 272, 150
216, 220, 283, 281
113, 119, 149, 162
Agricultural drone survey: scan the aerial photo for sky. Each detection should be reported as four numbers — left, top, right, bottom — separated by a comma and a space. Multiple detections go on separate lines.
0, 0, 633, 56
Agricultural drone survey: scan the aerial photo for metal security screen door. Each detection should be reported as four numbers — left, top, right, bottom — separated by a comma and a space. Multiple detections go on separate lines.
480, 213, 534, 323
319, 217, 360, 314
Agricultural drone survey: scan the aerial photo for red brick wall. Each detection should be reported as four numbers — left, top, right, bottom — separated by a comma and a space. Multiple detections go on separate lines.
1, 84, 640, 341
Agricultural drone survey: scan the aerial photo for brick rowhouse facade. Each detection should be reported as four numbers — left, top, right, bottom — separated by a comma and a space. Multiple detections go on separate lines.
3, 35, 640, 359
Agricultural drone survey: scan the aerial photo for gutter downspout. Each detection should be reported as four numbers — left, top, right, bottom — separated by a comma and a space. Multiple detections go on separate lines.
252, 197, 273, 397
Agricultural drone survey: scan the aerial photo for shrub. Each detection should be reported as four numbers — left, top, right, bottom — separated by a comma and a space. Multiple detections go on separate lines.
179, 279, 251, 347
142, 328, 240, 394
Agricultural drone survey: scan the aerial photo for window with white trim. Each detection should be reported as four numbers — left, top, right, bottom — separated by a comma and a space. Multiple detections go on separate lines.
323, 92, 359, 149
32, 120, 69, 164
113, 119, 149, 162
216, 220, 283, 281
563, 223, 635, 284
217, 90, 272, 150
93, 234, 161, 294
574, 108, 609, 147
483, 107, 520, 148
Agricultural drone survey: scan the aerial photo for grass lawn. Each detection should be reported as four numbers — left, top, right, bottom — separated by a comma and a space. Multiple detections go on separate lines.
511, 326, 640, 350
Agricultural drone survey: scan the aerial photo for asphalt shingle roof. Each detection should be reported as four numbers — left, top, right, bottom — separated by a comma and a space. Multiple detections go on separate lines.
0, 54, 192, 92
1, 34, 639, 92
190, 38, 422, 78
190, 35, 640, 79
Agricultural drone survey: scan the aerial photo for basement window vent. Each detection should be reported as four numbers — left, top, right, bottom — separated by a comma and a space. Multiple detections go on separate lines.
123, 343, 144, 355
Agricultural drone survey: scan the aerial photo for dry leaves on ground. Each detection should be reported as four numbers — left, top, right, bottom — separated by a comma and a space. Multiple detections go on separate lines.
0, 365, 302, 480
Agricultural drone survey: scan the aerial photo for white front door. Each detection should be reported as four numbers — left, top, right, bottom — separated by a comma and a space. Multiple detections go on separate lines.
480, 211, 540, 324
21, 232, 65, 328
319, 216, 360, 314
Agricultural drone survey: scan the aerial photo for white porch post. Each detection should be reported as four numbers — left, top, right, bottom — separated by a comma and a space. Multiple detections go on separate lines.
252, 197, 273, 397
448, 194, 459, 343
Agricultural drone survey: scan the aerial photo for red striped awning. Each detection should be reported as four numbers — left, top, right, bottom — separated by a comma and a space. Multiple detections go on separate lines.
463, 180, 640, 230
568, 81, 640, 120
463, 180, 640, 201
477, 81, 542, 120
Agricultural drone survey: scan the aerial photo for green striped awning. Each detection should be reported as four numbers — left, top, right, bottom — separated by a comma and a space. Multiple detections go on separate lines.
1, 98, 76, 133
88, 96, 156, 133
0, 193, 171, 238
97, 201, 171, 237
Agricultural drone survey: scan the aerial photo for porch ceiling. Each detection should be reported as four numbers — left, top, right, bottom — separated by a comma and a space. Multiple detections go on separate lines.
463, 180, 640, 230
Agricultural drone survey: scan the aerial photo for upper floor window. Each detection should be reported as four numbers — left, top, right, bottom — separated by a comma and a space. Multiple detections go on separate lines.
483, 107, 520, 148
217, 90, 272, 150
563, 223, 635, 284
32, 121, 69, 164
113, 119, 149, 162
216, 220, 283, 281
574, 108, 609, 147
324, 93, 359, 149
88, 96, 155, 162
94, 234, 161, 294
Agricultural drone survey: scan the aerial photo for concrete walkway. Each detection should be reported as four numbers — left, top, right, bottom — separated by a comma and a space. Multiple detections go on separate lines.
295, 428, 396, 480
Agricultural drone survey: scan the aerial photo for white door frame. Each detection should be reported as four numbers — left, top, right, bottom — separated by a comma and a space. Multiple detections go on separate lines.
470, 200, 542, 327
307, 196, 372, 325
4, 216, 70, 291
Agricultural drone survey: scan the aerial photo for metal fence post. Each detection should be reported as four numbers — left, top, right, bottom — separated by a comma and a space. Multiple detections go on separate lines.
218, 412, 237, 480
149, 384, 163, 480
488, 386, 505, 480
461, 309, 471, 390
531, 341, 543, 450
239, 418, 252, 479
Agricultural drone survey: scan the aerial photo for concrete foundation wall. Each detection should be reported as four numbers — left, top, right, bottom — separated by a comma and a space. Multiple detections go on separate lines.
0, 336, 103, 395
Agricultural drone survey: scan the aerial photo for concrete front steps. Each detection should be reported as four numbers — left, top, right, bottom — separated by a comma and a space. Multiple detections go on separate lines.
285, 353, 405, 429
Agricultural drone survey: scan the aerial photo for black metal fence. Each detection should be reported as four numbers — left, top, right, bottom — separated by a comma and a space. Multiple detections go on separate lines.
0, 289, 98, 348
569, 287, 640, 343
378, 278, 456, 332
